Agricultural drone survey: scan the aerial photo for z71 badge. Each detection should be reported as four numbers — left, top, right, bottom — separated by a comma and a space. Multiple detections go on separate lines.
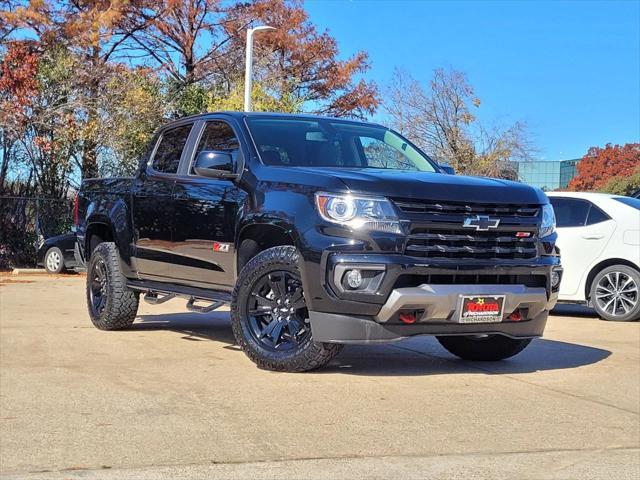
212, 242, 231, 253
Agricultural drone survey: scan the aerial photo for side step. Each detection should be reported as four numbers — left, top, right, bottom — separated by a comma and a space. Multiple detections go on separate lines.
143, 291, 176, 305
186, 297, 225, 314
128, 279, 231, 314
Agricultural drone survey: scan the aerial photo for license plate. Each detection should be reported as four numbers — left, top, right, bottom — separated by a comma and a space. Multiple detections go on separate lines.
458, 295, 505, 323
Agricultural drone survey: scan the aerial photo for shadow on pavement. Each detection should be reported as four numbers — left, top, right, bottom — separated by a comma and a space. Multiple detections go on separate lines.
133, 311, 238, 347
552, 303, 599, 318
324, 337, 611, 376
131, 311, 611, 376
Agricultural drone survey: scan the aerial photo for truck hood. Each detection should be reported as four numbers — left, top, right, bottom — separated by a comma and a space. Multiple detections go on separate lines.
295, 167, 547, 204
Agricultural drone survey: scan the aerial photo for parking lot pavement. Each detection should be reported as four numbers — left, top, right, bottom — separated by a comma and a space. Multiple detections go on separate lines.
0, 275, 638, 479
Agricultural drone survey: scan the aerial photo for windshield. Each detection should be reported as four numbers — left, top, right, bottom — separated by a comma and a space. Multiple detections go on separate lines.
614, 196, 640, 210
246, 117, 437, 172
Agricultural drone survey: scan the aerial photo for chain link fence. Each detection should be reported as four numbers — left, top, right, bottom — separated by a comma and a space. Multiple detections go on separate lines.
0, 195, 74, 270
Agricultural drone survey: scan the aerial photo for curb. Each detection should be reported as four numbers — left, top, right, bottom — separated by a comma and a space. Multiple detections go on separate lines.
11, 268, 49, 275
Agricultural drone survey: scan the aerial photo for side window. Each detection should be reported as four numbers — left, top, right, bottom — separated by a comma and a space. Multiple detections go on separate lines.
586, 203, 610, 225
358, 136, 417, 171
151, 124, 192, 174
550, 198, 591, 227
193, 121, 239, 164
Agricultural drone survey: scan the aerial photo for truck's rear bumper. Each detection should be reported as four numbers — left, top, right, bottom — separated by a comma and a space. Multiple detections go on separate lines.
309, 283, 557, 344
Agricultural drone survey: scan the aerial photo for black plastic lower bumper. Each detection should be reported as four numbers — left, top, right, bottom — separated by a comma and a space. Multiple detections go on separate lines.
309, 309, 549, 344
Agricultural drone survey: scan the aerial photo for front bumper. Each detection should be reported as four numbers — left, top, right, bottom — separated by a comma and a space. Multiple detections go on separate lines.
310, 284, 556, 344
375, 283, 549, 323
310, 310, 550, 344
300, 250, 561, 344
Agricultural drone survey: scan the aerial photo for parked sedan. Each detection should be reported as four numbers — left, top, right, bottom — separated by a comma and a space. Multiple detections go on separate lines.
547, 192, 640, 321
37, 233, 83, 274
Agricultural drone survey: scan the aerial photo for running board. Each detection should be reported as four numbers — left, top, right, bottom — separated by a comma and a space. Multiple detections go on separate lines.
186, 297, 225, 314
143, 291, 176, 305
127, 279, 232, 307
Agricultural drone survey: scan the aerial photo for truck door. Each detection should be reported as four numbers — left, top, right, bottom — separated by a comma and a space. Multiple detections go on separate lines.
170, 119, 246, 288
132, 122, 194, 280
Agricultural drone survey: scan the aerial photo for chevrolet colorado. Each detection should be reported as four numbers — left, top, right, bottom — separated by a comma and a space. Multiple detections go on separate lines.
76, 112, 562, 372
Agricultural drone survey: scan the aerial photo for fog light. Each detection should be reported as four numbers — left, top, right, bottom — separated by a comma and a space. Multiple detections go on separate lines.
551, 270, 560, 288
345, 269, 363, 289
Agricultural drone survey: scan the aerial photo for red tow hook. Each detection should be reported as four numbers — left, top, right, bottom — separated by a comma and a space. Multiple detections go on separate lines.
399, 312, 417, 324
508, 309, 522, 321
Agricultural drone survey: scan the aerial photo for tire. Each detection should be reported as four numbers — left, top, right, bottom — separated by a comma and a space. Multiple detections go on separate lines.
436, 335, 532, 361
86, 242, 139, 330
231, 246, 342, 372
590, 265, 640, 322
44, 247, 64, 274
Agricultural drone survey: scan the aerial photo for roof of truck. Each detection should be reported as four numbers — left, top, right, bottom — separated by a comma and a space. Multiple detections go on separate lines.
169, 111, 383, 127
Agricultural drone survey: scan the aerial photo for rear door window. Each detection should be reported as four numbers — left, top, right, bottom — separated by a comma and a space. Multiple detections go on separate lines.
586, 204, 610, 225
151, 124, 193, 174
550, 197, 591, 227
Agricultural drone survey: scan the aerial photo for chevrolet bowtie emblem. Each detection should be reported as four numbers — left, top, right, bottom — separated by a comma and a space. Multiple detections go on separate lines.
463, 215, 500, 231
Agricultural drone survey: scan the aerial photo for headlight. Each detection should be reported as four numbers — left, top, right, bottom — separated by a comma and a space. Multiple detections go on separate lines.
315, 192, 401, 233
540, 203, 556, 238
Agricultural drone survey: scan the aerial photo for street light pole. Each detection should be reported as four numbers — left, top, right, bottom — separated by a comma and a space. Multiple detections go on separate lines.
244, 25, 276, 112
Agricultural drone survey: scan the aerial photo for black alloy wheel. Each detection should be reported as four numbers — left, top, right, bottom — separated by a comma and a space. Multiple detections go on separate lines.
246, 270, 311, 351
89, 258, 108, 317
230, 245, 342, 372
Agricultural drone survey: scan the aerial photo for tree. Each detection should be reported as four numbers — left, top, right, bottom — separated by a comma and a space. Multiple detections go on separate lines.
568, 143, 640, 192
599, 166, 640, 197
128, 0, 233, 89
1, 44, 80, 198
3, 0, 151, 178
223, 0, 378, 119
385, 67, 534, 178
0, 40, 39, 188
99, 66, 166, 176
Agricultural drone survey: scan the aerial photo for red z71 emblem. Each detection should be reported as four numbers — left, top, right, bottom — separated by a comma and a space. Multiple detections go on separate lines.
212, 242, 230, 253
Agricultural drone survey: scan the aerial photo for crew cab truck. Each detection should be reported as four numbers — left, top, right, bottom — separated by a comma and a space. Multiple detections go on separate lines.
76, 112, 562, 372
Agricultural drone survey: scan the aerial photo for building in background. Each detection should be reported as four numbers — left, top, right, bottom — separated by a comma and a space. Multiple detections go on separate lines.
516, 159, 580, 191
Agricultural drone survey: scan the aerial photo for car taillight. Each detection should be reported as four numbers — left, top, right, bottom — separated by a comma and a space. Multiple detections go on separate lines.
73, 193, 79, 226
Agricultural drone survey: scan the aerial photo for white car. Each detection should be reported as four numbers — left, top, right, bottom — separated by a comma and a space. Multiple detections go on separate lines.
547, 192, 640, 321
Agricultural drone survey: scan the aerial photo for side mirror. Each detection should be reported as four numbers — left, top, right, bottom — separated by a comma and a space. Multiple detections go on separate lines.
193, 150, 237, 179
439, 164, 455, 175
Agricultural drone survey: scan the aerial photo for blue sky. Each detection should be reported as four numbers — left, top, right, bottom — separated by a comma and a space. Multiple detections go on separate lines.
305, 0, 640, 160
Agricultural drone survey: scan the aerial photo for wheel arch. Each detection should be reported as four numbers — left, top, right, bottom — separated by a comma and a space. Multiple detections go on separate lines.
585, 258, 640, 300
84, 221, 116, 259
236, 223, 298, 275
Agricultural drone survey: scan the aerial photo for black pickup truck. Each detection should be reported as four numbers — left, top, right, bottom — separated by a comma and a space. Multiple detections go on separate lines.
76, 112, 562, 372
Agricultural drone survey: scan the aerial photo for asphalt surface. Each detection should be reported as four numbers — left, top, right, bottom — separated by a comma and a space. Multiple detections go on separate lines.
0, 275, 638, 479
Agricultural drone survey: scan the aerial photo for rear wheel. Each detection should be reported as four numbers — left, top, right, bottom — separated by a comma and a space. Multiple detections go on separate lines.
44, 247, 64, 274
86, 242, 139, 330
231, 246, 342, 372
590, 265, 640, 322
436, 335, 532, 361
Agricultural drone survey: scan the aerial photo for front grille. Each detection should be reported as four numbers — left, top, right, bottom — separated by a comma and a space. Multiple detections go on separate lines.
405, 229, 538, 260
393, 199, 540, 219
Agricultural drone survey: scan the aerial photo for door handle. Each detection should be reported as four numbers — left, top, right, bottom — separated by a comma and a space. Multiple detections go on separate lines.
581, 234, 605, 240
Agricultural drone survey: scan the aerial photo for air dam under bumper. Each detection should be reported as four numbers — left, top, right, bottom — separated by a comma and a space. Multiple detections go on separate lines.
309, 284, 554, 344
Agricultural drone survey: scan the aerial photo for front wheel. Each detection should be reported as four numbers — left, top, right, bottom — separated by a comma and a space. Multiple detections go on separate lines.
590, 265, 640, 322
436, 335, 532, 361
231, 246, 342, 372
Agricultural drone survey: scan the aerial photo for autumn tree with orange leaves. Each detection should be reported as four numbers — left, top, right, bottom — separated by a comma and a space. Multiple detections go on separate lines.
223, 0, 378, 118
2, 0, 154, 178
127, 0, 378, 118
2, 0, 379, 177
568, 143, 640, 194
